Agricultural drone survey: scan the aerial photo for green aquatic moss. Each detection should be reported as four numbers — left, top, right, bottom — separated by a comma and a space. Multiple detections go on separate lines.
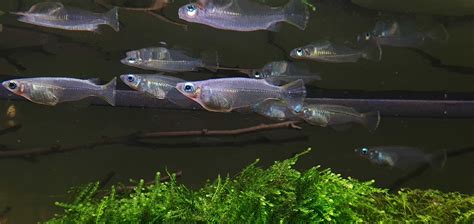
47, 149, 474, 223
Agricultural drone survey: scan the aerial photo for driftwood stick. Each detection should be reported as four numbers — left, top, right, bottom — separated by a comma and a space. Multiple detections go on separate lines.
0, 121, 304, 159
138, 121, 302, 139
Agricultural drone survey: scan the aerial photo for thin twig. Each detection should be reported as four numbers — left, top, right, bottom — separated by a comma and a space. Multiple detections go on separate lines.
0, 121, 304, 159
145, 11, 188, 30
138, 121, 302, 138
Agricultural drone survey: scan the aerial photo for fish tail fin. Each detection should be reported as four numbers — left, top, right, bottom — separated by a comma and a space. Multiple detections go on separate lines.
281, 79, 306, 112
362, 111, 381, 132
104, 7, 120, 32
283, 0, 310, 30
427, 24, 450, 41
201, 51, 219, 72
428, 149, 447, 169
100, 77, 117, 106
362, 38, 382, 62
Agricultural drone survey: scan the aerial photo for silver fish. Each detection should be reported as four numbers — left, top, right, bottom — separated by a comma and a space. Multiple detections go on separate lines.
253, 99, 300, 121
178, 0, 309, 31
355, 146, 446, 170
358, 18, 449, 48
290, 40, 382, 63
249, 61, 321, 84
120, 73, 193, 107
11, 2, 119, 32
298, 104, 380, 131
121, 47, 217, 72
176, 77, 306, 112
1, 77, 116, 106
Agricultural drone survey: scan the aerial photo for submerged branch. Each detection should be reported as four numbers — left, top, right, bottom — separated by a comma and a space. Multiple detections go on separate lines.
0, 121, 304, 159
138, 121, 302, 138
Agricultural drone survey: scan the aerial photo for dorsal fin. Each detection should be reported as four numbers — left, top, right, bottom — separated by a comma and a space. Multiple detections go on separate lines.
86, 78, 101, 84
28, 2, 64, 15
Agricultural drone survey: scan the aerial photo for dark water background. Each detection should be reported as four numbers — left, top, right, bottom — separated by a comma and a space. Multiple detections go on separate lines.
0, 0, 473, 222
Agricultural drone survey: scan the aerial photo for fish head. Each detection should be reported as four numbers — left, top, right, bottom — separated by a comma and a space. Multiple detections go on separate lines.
354, 147, 378, 161
2, 79, 31, 97
249, 69, 268, 79
176, 81, 201, 100
290, 45, 312, 59
120, 74, 142, 90
357, 31, 375, 43
178, 3, 202, 22
121, 50, 146, 66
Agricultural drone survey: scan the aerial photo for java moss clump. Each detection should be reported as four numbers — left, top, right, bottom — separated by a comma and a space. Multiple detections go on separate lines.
47, 149, 474, 223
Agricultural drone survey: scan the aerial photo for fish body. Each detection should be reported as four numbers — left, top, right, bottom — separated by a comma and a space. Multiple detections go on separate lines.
253, 99, 300, 121
359, 19, 449, 48
250, 61, 321, 84
178, 0, 309, 31
290, 40, 381, 63
11, 2, 119, 32
120, 73, 193, 107
355, 146, 446, 170
299, 104, 380, 131
121, 47, 216, 72
176, 77, 306, 112
1, 77, 116, 106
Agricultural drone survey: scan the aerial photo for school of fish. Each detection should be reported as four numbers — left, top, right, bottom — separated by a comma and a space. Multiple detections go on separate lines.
2, 0, 455, 171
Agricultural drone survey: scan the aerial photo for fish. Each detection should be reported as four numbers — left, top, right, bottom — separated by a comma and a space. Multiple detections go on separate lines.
252, 99, 301, 121
355, 146, 447, 170
178, 0, 309, 31
121, 47, 218, 72
11, 2, 119, 32
248, 61, 321, 84
358, 18, 449, 48
298, 104, 380, 131
175, 77, 306, 112
1, 77, 116, 106
120, 73, 193, 107
290, 40, 382, 63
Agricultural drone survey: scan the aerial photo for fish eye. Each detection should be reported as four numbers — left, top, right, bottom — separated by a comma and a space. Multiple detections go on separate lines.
183, 82, 195, 93
254, 71, 261, 78
296, 48, 304, 56
361, 147, 369, 155
127, 58, 137, 63
7, 82, 17, 90
126, 75, 135, 82
365, 32, 371, 40
186, 4, 197, 16
293, 104, 303, 113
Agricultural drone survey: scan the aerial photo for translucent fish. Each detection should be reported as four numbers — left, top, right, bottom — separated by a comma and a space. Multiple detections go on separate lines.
11, 2, 119, 32
290, 40, 382, 63
298, 104, 380, 131
120, 73, 193, 107
355, 146, 447, 170
178, 0, 309, 31
1, 77, 116, 106
175, 78, 306, 113
252, 99, 301, 121
121, 47, 218, 73
358, 18, 449, 48
249, 61, 321, 84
